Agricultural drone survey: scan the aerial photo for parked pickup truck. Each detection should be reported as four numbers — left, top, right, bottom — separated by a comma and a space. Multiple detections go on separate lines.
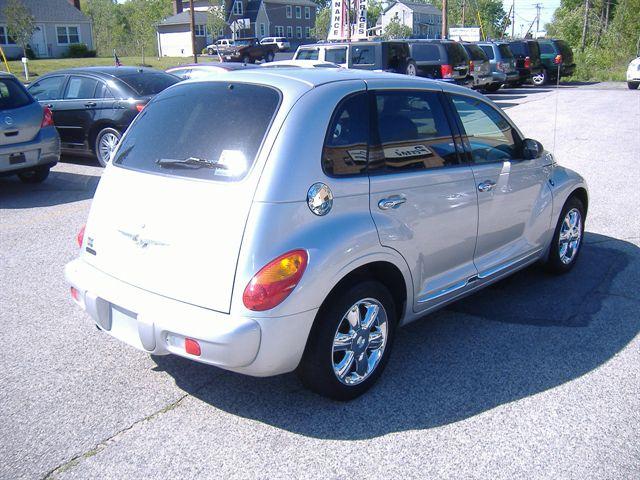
216, 37, 278, 63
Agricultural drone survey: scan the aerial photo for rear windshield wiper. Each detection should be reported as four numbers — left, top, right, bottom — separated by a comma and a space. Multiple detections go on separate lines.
156, 157, 228, 169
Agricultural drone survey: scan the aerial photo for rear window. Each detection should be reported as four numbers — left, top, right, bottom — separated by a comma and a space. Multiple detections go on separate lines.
114, 82, 280, 182
445, 42, 468, 64
464, 44, 487, 61
538, 42, 556, 54
325, 47, 347, 64
479, 45, 494, 59
509, 41, 526, 55
527, 41, 540, 58
0, 78, 33, 110
410, 44, 441, 61
116, 72, 179, 96
296, 48, 319, 60
498, 44, 514, 58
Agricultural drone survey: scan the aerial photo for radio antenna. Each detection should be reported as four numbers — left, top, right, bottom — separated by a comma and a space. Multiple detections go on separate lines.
552, 61, 561, 154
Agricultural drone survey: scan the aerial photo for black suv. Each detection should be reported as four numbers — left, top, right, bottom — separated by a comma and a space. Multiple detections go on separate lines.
507, 39, 544, 86
406, 40, 472, 87
27, 67, 179, 166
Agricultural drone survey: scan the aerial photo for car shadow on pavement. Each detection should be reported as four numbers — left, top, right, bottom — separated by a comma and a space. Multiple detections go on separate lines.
0, 170, 100, 209
153, 232, 640, 440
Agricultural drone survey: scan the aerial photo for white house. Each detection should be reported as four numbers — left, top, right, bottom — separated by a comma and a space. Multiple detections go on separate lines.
0, 0, 94, 58
380, 0, 442, 39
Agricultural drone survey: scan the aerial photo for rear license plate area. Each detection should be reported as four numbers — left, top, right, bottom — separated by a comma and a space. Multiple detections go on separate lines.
9, 153, 26, 165
109, 304, 144, 350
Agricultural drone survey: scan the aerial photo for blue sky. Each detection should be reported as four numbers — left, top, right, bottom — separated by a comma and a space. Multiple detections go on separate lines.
501, 0, 562, 35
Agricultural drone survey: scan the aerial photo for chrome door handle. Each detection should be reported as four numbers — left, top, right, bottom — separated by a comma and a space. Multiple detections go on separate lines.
478, 180, 496, 192
378, 195, 406, 210
84, 101, 97, 108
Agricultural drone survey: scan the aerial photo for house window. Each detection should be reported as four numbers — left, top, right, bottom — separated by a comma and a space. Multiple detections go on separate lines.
259, 23, 266, 36
295, 6, 301, 19
296, 26, 302, 38
0, 26, 16, 45
305, 6, 311, 19
275, 25, 284, 36
195, 24, 207, 36
305, 26, 310, 38
232, 1, 243, 15
286, 5, 292, 18
286, 26, 292, 38
56, 25, 80, 45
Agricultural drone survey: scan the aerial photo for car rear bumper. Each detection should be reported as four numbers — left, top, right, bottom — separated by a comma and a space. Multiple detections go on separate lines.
471, 73, 493, 88
65, 258, 318, 377
0, 125, 60, 175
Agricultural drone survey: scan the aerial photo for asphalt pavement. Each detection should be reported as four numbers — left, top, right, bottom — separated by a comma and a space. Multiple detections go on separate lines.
1, 82, 639, 480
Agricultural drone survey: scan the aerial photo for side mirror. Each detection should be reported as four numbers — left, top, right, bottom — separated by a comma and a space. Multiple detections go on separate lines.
522, 138, 544, 160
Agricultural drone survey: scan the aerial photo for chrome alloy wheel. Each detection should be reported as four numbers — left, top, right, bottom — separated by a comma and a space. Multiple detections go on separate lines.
98, 131, 120, 164
332, 298, 388, 386
559, 207, 582, 264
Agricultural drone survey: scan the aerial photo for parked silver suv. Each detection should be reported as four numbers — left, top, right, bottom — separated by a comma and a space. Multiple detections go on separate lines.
0, 72, 60, 183
66, 69, 588, 400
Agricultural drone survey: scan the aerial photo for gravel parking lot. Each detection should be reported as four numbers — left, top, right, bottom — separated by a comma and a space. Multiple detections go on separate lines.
1, 82, 639, 480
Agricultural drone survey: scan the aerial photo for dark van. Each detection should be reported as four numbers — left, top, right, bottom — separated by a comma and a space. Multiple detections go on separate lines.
407, 40, 472, 87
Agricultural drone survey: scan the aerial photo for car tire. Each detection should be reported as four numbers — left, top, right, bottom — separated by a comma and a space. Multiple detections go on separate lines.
544, 196, 586, 274
628, 81, 639, 90
483, 83, 501, 93
241, 55, 250, 64
265, 51, 274, 62
94, 127, 121, 167
532, 69, 548, 86
405, 60, 417, 76
18, 165, 50, 184
297, 280, 396, 401
207, 47, 215, 55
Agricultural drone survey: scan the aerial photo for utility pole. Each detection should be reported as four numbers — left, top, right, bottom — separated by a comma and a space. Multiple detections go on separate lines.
511, 0, 515, 38
442, 0, 447, 39
462, 0, 465, 27
604, 0, 610, 29
189, 0, 197, 63
581, 0, 589, 52
535, 3, 542, 35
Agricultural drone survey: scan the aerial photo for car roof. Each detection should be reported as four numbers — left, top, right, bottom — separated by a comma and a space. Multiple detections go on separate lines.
167, 62, 257, 71
37, 66, 167, 79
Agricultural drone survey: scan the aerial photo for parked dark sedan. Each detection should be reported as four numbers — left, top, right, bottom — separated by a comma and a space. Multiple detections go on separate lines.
27, 67, 179, 166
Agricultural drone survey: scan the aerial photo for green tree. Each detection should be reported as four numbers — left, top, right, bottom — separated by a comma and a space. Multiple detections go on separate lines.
207, 0, 227, 45
432, 0, 506, 39
3, 0, 35, 57
383, 16, 412, 39
313, 7, 331, 40
83, 0, 125, 57
367, 0, 383, 30
122, 0, 172, 62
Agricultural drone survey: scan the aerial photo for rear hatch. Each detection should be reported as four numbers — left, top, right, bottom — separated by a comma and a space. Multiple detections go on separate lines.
82, 81, 281, 313
444, 42, 469, 80
464, 44, 491, 77
409, 42, 444, 78
0, 77, 42, 146
497, 44, 517, 72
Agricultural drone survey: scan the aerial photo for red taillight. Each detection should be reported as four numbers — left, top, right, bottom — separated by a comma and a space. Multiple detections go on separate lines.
440, 64, 453, 79
469, 60, 474, 72
243, 250, 308, 311
135, 104, 145, 112
76, 225, 85, 247
184, 338, 201, 356
524, 56, 531, 69
554, 54, 563, 64
70, 287, 79, 302
41, 106, 54, 127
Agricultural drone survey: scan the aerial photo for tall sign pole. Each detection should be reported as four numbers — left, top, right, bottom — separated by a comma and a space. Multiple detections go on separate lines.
189, 0, 197, 63
441, 0, 447, 39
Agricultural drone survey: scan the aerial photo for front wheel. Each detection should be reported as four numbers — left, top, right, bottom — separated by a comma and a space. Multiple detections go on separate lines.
298, 281, 396, 400
94, 127, 121, 167
18, 166, 50, 184
405, 60, 417, 76
628, 81, 639, 90
264, 51, 274, 62
207, 47, 215, 55
483, 83, 501, 93
532, 69, 548, 86
544, 196, 585, 274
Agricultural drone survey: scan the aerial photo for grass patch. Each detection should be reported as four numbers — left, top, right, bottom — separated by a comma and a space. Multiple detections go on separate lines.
0, 56, 218, 83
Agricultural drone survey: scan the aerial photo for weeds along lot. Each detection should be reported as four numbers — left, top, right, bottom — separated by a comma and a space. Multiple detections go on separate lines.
2, 56, 215, 82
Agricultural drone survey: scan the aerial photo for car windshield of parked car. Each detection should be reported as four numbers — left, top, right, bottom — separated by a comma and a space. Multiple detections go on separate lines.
0, 78, 33, 109
296, 48, 319, 60
411, 43, 441, 62
113, 82, 280, 182
498, 44, 514, 58
116, 72, 179, 96
538, 42, 555, 54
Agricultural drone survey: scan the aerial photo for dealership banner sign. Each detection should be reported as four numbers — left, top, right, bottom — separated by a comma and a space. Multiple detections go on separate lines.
328, 0, 368, 41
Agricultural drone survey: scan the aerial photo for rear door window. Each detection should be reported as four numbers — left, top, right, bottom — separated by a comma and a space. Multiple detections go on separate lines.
0, 77, 33, 109
445, 43, 468, 65
28, 76, 66, 101
322, 92, 369, 176
64, 76, 99, 99
370, 91, 459, 173
114, 82, 281, 182
296, 48, 319, 60
352, 45, 375, 65
479, 45, 495, 59
410, 44, 441, 61
325, 47, 347, 64
116, 72, 179, 96
498, 44, 514, 58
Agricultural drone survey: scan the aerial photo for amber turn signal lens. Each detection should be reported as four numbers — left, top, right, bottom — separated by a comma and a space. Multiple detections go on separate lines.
243, 250, 308, 311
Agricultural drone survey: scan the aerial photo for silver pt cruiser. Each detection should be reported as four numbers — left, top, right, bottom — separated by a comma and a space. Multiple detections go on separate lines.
66, 69, 588, 400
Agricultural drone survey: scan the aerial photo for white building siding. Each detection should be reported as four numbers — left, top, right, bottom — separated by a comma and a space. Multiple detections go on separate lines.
158, 25, 194, 57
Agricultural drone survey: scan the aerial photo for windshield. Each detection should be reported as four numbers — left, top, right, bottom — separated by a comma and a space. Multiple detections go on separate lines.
296, 48, 319, 60
114, 82, 281, 182
0, 77, 33, 110
117, 72, 179, 96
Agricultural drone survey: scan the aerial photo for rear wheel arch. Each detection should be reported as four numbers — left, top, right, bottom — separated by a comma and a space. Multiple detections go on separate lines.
88, 121, 120, 151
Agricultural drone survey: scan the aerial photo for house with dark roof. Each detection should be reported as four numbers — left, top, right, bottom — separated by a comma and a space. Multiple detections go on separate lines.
156, 0, 316, 57
0, 0, 94, 58
380, 0, 442, 39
